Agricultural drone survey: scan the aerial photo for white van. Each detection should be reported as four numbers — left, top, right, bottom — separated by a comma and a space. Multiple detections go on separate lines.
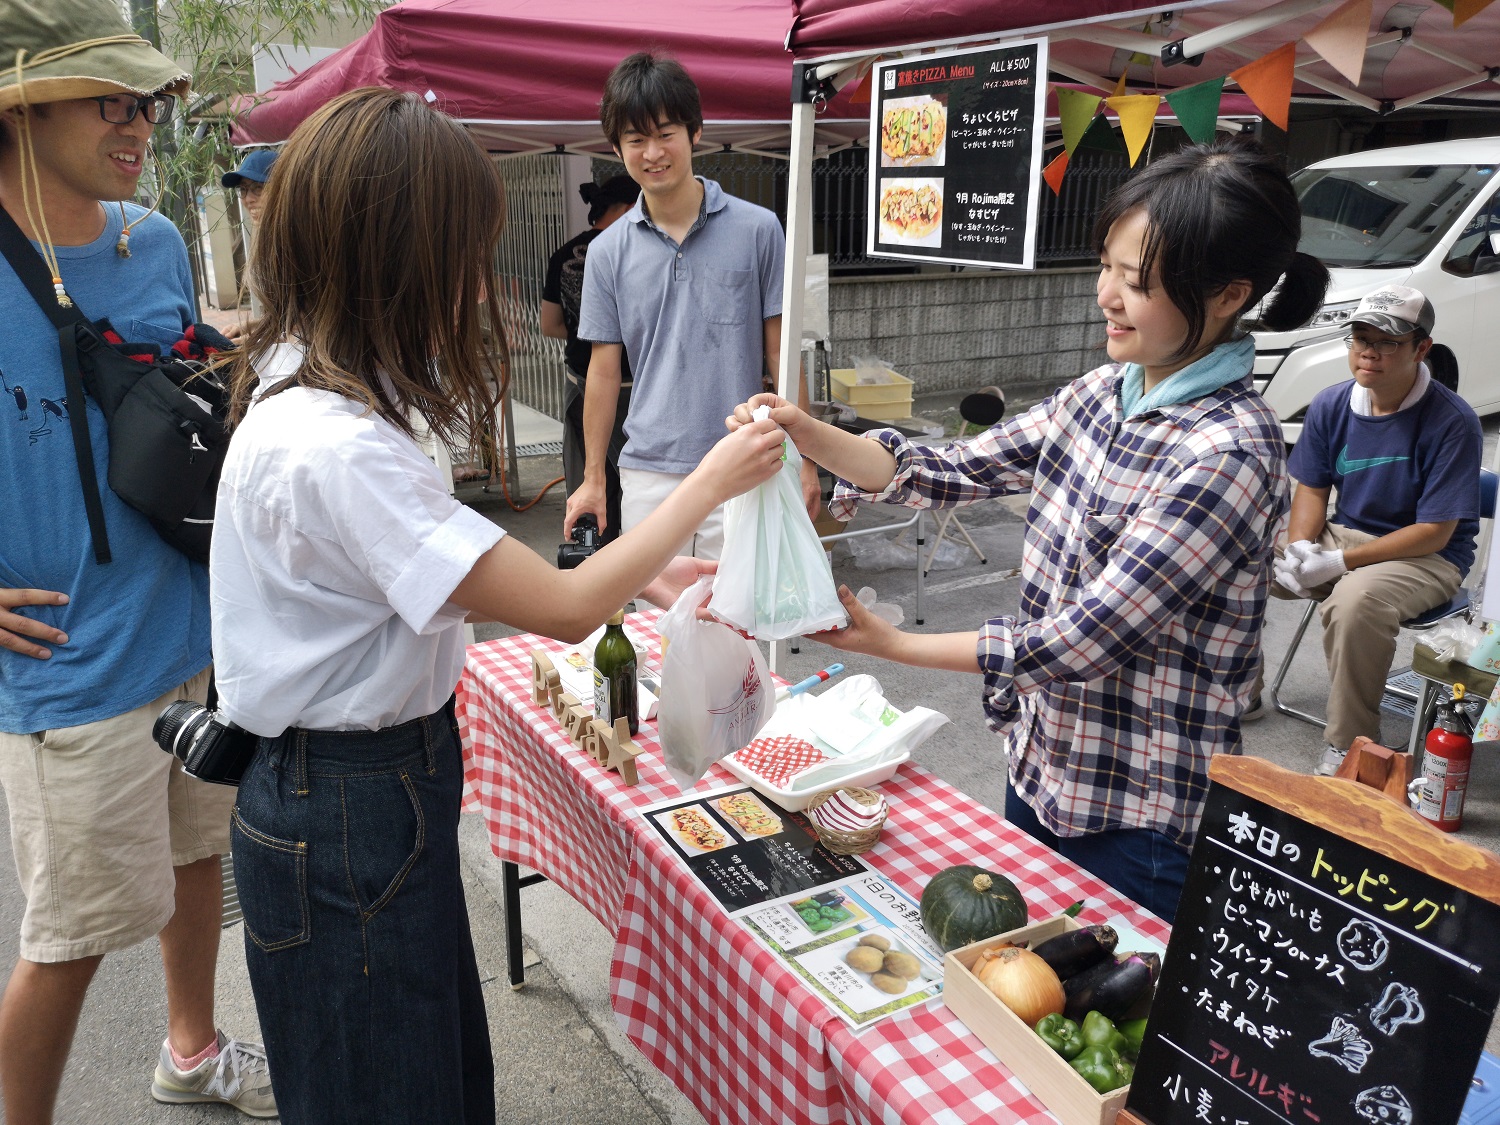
1254, 136, 1500, 442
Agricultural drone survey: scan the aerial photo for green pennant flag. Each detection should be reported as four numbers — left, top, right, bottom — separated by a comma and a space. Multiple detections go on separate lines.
1165, 77, 1225, 145
1076, 112, 1124, 155
1057, 87, 1103, 156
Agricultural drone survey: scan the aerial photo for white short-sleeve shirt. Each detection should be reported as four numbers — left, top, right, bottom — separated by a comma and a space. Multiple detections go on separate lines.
211, 345, 505, 735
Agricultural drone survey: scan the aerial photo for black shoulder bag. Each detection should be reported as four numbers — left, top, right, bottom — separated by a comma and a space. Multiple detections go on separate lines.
0, 206, 233, 564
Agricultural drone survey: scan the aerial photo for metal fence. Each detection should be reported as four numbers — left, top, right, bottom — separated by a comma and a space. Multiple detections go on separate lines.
491, 149, 1136, 418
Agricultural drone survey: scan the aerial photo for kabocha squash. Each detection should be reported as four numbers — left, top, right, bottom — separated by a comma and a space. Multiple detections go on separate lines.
919, 865, 1028, 952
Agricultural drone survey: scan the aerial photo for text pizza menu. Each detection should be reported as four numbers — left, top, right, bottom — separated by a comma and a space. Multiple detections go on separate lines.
867, 37, 1048, 269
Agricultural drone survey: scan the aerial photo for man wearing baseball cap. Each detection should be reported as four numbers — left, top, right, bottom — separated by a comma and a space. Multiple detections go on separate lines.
1269, 285, 1482, 776
0, 0, 273, 1119
220, 148, 277, 225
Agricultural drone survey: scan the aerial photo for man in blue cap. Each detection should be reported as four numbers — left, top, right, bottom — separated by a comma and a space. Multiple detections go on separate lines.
220, 148, 276, 225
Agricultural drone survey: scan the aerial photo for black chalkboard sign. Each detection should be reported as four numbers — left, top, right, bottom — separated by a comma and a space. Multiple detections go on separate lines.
1126, 758, 1500, 1125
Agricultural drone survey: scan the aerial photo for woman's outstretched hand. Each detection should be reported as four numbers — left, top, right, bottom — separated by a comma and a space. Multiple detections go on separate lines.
810, 584, 901, 660
726, 393, 807, 441
639, 557, 716, 610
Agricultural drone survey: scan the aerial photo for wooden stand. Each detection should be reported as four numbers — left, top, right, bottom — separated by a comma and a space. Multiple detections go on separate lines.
529, 649, 641, 786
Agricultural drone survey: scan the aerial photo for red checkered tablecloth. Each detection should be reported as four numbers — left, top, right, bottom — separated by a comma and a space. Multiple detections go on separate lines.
458, 616, 1172, 1125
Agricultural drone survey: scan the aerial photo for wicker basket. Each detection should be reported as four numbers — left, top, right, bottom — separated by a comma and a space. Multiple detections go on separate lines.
805, 786, 887, 855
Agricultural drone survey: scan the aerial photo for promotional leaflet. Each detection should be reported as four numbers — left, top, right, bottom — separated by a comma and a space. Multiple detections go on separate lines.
640, 786, 945, 1029
867, 38, 1048, 269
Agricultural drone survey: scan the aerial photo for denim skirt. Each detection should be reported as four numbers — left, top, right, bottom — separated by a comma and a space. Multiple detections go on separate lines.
231, 700, 494, 1124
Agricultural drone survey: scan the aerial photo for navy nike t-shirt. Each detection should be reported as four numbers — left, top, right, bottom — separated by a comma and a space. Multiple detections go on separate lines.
1289, 377, 1482, 575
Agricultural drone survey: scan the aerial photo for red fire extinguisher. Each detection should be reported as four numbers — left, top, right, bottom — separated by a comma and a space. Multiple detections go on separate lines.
1418, 682, 1473, 832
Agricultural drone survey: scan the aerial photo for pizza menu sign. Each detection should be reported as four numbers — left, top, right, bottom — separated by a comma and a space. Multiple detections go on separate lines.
867, 38, 1048, 270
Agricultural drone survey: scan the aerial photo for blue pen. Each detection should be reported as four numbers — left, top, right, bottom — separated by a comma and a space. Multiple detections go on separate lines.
775, 663, 844, 702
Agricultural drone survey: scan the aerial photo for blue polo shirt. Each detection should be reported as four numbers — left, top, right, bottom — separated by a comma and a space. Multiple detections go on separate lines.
1289, 377, 1482, 575
578, 177, 784, 474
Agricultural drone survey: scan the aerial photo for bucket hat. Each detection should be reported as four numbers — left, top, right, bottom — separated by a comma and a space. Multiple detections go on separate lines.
0, 0, 191, 114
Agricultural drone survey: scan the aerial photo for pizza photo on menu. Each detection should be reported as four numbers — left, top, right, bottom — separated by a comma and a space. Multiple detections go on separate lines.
880, 96, 947, 167
655, 805, 731, 855
878, 178, 944, 247
713, 792, 783, 839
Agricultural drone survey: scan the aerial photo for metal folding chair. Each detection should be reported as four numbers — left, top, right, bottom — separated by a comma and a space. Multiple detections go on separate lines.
918, 386, 1006, 574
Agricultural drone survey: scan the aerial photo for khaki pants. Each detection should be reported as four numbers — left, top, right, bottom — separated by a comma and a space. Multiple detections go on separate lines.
1270, 523, 1461, 752
619, 467, 726, 561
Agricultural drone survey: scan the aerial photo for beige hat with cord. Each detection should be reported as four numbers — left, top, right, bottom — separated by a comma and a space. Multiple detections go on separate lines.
0, 0, 190, 115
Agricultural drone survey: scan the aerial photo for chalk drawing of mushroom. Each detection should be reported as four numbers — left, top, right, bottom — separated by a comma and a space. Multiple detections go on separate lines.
1337, 919, 1390, 970
1354, 1084, 1413, 1125
1370, 982, 1425, 1036
1310, 1015, 1373, 1073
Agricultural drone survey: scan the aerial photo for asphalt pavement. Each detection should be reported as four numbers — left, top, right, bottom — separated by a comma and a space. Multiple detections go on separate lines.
7, 404, 1500, 1123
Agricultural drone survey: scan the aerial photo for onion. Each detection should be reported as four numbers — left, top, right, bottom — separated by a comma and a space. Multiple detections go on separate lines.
974, 945, 1065, 1026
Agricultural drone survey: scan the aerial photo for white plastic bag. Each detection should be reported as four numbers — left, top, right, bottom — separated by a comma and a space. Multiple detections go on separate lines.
657, 577, 775, 788
707, 410, 848, 640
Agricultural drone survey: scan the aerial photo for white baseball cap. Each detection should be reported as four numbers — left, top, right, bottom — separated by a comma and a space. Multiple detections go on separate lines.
1351, 285, 1435, 337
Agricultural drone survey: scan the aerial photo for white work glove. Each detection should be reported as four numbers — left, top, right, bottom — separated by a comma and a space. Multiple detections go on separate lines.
1287, 541, 1348, 588
1273, 554, 1311, 598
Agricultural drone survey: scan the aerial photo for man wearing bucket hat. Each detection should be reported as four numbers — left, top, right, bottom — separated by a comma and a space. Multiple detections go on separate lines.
0, 0, 274, 1120
1269, 285, 1482, 776
221, 148, 276, 225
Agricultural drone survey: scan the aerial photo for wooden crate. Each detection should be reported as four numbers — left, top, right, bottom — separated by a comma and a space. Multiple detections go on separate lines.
944, 915, 1130, 1125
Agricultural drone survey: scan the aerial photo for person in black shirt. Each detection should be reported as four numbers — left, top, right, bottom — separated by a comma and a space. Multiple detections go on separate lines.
541, 175, 638, 543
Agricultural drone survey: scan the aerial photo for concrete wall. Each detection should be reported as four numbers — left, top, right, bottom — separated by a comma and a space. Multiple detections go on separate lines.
829, 267, 1104, 406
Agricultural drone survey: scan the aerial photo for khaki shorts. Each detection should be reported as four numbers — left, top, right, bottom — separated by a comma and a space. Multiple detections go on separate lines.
619, 467, 726, 561
0, 669, 234, 963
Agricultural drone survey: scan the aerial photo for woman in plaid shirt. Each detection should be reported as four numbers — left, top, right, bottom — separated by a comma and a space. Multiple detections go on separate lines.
734, 140, 1329, 922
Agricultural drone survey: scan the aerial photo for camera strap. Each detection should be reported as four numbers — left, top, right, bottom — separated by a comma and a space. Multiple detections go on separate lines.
0, 205, 114, 562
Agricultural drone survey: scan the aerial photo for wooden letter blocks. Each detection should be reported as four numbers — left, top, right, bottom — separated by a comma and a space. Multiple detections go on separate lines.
529, 650, 641, 785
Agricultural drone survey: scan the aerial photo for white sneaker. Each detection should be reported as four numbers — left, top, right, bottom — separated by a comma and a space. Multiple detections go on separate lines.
1314, 744, 1346, 777
1241, 695, 1266, 722
151, 1031, 277, 1117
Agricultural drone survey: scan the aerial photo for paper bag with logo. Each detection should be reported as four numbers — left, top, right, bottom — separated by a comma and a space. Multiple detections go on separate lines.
657, 577, 774, 788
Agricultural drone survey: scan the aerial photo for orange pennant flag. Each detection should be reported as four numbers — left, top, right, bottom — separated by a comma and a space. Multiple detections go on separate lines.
849, 69, 873, 106
1303, 0, 1370, 86
1106, 94, 1162, 167
1454, 0, 1496, 23
1231, 42, 1296, 131
1043, 150, 1069, 195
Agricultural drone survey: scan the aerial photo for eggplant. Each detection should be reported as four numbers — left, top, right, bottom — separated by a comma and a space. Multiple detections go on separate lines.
1063, 952, 1155, 1022
1031, 925, 1119, 980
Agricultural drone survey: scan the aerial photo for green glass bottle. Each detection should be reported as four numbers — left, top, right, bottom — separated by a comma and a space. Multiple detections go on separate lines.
593, 610, 638, 736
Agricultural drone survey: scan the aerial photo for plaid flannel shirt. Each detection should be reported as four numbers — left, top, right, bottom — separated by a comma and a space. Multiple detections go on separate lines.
830, 362, 1288, 848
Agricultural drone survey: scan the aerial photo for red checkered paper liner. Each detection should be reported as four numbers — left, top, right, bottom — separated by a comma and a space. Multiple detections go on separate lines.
459, 622, 1172, 1125
731, 733, 828, 788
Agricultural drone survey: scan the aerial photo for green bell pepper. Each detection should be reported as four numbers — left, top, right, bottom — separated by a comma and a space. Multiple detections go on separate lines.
1034, 1013, 1084, 1061
1081, 1011, 1129, 1057
1069, 1045, 1135, 1094
1117, 1018, 1148, 1061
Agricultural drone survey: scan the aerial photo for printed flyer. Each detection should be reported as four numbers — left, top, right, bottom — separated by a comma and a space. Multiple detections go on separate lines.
640, 786, 868, 913
640, 788, 945, 1029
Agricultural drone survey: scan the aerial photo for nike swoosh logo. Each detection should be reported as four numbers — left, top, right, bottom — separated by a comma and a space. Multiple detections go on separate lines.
1335, 446, 1409, 475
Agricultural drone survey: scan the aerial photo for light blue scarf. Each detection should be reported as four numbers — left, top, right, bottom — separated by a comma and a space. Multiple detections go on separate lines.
1118, 334, 1255, 419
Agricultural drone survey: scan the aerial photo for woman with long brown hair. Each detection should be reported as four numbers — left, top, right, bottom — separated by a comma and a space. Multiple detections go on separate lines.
210, 87, 786, 1123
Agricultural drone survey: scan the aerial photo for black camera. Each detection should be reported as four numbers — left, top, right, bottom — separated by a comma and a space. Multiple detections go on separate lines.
152, 701, 259, 786
557, 513, 600, 570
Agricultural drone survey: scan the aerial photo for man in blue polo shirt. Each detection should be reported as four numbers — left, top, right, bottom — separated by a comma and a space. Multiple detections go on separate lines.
1272, 286, 1482, 775
565, 51, 819, 560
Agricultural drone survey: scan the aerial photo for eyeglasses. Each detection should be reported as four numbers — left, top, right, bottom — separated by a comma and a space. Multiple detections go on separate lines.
1343, 333, 1414, 356
237, 183, 265, 197
93, 93, 175, 126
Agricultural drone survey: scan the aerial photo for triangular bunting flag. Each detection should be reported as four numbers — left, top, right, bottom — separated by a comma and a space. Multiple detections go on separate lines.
1057, 87, 1103, 156
1164, 77, 1225, 145
1428, 0, 1455, 11
1076, 112, 1125, 155
849, 69, 872, 106
1043, 150, 1069, 195
1129, 24, 1154, 68
1455, 0, 1496, 23
1106, 94, 1162, 167
1230, 42, 1296, 132
1304, 0, 1370, 86
1111, 71, 1128, 99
